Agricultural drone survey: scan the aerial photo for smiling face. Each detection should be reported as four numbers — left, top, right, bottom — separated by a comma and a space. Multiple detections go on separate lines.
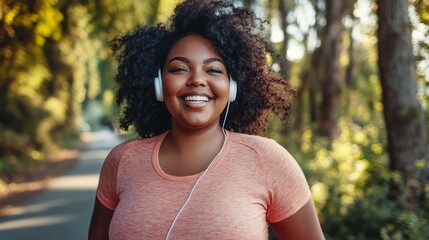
162, 34, 230, 131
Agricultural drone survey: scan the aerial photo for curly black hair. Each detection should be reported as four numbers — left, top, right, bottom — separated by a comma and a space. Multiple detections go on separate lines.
110, 0, 295, 138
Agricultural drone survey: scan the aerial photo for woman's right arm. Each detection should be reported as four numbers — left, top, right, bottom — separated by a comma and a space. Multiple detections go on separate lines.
88, 197, 114, 240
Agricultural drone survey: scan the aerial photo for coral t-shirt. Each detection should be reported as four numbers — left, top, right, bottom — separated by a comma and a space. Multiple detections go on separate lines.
96, 131, 311, 239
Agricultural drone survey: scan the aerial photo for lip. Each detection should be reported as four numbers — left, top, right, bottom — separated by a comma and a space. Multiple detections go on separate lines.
179, 91, 213, 100
179, 91, 213, 109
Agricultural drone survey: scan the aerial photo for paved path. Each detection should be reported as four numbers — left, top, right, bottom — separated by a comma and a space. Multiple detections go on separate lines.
0, 130, 123, 240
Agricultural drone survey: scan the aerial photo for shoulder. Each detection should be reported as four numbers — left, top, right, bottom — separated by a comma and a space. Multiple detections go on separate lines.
116, 132, 165, 150
227, 131, 304, 183
106, 133, 165, 163
228, 131, 291, 160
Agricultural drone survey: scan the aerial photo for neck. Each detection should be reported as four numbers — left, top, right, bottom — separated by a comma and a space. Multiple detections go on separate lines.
167, 123, 225, 155
159, 122, 226, 176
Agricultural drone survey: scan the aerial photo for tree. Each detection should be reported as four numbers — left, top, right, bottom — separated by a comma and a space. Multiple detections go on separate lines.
344, 3, 356, 88
377, 0, 428, 207
317, 0, 348, 141
277, 0, 290, 79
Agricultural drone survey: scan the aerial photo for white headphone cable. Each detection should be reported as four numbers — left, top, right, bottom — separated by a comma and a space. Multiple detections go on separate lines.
165, 128, 227, 240
222, 101, 231, 129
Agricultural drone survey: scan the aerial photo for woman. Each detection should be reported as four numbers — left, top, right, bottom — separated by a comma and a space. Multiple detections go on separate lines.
89, 0, 324, 239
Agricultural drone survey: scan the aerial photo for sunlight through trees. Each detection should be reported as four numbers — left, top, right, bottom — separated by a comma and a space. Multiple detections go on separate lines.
1, 0, 428, 239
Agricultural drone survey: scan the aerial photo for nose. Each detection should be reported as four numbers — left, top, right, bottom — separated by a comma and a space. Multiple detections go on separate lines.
186, 70, 207, 87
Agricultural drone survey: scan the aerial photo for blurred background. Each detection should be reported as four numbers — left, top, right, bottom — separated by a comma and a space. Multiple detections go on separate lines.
0, 0, 428, 239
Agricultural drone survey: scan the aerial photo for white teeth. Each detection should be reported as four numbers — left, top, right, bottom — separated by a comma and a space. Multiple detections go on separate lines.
184, 95, 209, 102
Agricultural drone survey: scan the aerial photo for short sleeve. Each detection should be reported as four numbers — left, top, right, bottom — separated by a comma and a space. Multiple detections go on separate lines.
96, 141, 129, 210
262, 139, 311, 223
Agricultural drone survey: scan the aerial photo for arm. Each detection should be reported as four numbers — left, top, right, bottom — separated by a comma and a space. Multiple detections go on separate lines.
271, 199, 324, 240
88, 197, 114, 240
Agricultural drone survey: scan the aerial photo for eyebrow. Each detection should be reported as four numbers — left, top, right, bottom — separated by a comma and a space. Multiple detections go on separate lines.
167, 56, 225, 66
167, 56, 190, 64
203, 57, 225, 65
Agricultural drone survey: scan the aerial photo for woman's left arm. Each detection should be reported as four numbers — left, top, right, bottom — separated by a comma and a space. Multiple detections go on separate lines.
271, 199, 324, 240
88, 197, 114, 240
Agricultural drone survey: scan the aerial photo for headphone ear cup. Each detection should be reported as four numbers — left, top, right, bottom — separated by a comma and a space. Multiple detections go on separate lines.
229, 78, 237, 102
154, 69, 164, 102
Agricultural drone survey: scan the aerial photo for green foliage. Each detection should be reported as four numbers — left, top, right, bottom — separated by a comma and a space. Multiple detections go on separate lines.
0, 94, 52, 181
337, 176, 429, 240
268, 113, 428, 239
0, 0, 179, 182
0, 0, 78, 182
0, 2, 74, 166
267, 27, 428, 238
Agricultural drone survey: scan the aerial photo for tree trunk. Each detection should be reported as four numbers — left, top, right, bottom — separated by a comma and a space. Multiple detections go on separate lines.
278, 0, 290, 79
309, 46, 321, 124
294, 32, 311, 131
377, 0, 428, 208
345, 10, 355, 88
308, 0, 323, 125
318, 0, 347, 141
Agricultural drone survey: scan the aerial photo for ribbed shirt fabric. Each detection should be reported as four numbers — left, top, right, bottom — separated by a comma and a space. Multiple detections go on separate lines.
96, 131, 311, 240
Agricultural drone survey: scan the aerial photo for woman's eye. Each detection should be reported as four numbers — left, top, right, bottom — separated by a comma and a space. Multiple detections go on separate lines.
207, 68, 222, 74
171, 67, 187, 73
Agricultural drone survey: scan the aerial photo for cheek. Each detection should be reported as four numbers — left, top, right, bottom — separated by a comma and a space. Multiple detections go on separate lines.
211, 81, 230, 98
162, 78, 181, 97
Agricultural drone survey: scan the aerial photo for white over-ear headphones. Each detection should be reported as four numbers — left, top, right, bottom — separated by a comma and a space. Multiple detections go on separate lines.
228, 76, 237, 102
154, 69, 164, 102
154, 69, 237, 102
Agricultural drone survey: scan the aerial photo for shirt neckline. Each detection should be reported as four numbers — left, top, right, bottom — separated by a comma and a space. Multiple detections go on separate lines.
152, 130, 230, 182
